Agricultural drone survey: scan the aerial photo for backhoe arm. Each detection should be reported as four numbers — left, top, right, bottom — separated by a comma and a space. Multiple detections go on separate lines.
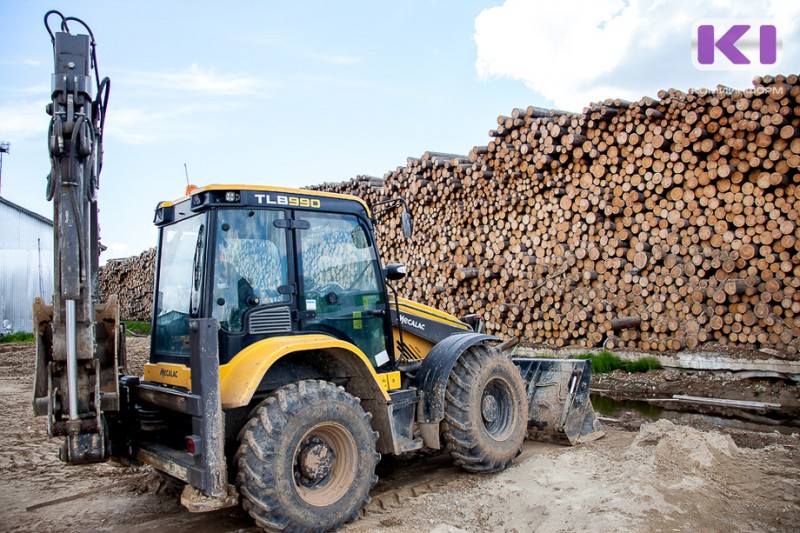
32, 10, 120, 464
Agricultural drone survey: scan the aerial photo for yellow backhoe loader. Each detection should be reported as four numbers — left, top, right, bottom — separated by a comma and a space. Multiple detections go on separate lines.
33, 11, 602, 532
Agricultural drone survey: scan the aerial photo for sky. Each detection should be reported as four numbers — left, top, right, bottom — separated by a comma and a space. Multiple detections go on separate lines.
1, 0, 798, 261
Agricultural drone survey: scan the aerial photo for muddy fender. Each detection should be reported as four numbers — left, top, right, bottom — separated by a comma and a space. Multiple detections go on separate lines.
414, 333, 496, 425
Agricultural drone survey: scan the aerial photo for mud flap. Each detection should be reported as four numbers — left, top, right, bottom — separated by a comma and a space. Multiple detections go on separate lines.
513, 358, 605, 445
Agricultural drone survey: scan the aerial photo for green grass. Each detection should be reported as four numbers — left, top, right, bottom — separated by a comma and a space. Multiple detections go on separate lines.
125, 321, 151, 336
624, 356, 662, 373
0, 323, 152, 341
0, 331, 35, 343
574, 350, 661, 374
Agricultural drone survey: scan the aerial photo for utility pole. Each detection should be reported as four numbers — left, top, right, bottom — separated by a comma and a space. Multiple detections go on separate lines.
0, 142, 9, 194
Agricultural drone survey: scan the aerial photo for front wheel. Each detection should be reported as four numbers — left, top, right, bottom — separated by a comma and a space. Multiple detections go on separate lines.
235, 380, 379, 532
442, 344, 528, 472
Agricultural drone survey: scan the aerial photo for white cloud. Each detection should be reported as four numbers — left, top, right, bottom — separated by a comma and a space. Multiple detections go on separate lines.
112, 64, 269, 96
103, 106, 168, 145
97, 65, 273, 145
18, 85, 50, 96
0, 58, 43, 67
474, 0, 800, 111
0, 100, 50, 140
100, 219, 159, 263
105, 102, 234, 145
104, 241, 129, 258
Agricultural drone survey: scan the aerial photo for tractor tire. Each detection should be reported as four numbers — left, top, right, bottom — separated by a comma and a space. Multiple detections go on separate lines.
442, 343, 528, 473
235, 380, 380, 533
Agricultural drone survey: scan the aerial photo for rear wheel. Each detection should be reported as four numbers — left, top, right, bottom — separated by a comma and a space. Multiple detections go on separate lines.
442, 344, 527, 472
236, 380, 379, 532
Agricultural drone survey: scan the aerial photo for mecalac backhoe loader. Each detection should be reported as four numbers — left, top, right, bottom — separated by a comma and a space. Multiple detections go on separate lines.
32, 10, 603, 532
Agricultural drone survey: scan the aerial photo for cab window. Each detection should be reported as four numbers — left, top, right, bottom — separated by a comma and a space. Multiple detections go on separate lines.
298, 212, 389, 367
153, 214, 204, 357
212, 209, 289, 332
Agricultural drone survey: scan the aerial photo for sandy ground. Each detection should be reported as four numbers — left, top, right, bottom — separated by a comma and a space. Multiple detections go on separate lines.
1, 339, 798, 532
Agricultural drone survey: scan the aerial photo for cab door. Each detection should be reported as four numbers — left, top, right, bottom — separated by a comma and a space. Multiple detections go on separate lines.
296, 212, 392, 369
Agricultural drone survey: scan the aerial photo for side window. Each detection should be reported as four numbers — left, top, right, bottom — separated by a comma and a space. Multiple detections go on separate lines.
212, 209, 289, 332
299, 213, 388, 366
153, 214, 204, 356
301, 216, 379, 292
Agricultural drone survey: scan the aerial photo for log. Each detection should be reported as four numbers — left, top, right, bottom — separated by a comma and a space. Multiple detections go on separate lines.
609, 317, 643, 331
102, 75, 800, 358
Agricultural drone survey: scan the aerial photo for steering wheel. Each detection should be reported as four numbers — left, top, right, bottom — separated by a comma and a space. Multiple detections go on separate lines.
302, 276, 317, 292
314, 282, 345, 305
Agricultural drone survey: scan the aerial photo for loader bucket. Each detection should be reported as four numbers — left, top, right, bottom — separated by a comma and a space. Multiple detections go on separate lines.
512, 358, 605, 445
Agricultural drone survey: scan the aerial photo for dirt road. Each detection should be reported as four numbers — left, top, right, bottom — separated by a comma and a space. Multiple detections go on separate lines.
1, 340, 797, 532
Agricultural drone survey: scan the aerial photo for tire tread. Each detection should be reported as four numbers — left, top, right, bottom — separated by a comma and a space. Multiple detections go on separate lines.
441, 345, 527, 473
236, 380, 379, 532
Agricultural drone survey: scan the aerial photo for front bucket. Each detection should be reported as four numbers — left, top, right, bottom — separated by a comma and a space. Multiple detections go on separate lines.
513, 358, 605, 445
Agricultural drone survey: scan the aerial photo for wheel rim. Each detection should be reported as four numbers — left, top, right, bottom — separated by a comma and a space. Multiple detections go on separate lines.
293, 422, 357, 507
481, 377, 516, 440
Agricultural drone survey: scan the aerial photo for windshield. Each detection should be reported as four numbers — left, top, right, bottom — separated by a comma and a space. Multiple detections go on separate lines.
153, 214, 205, 357
212, 209, 289, 332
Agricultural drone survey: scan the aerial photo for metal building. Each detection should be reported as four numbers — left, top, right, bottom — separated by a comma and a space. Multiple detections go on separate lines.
0, 196, 54, 334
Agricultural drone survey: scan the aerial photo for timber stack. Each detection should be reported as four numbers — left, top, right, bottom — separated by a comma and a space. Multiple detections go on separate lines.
100, 248, 156, 321
315, 75, 800, 355
102, 75, 799, 356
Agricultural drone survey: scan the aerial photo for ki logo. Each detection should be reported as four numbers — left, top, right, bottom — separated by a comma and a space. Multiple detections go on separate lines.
693, 20, 781, 71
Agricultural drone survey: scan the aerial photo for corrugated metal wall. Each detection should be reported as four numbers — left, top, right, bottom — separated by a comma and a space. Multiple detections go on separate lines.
0, 198, 54, 333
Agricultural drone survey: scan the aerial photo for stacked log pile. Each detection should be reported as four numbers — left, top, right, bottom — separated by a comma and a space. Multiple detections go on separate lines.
311, 175, 385, 201
316, 75, 800, 355
100, 248, 156, 321
102, 75, 799, 355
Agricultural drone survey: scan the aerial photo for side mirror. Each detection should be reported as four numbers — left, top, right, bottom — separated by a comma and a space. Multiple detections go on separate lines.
401, 210, 414, 239
385, 263, 407, 281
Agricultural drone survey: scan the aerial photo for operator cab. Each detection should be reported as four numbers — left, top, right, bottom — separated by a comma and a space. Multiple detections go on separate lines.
150, 185, 395, 374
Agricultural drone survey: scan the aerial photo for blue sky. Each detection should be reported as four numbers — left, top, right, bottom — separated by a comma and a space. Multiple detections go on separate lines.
1, 0, 798, 260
